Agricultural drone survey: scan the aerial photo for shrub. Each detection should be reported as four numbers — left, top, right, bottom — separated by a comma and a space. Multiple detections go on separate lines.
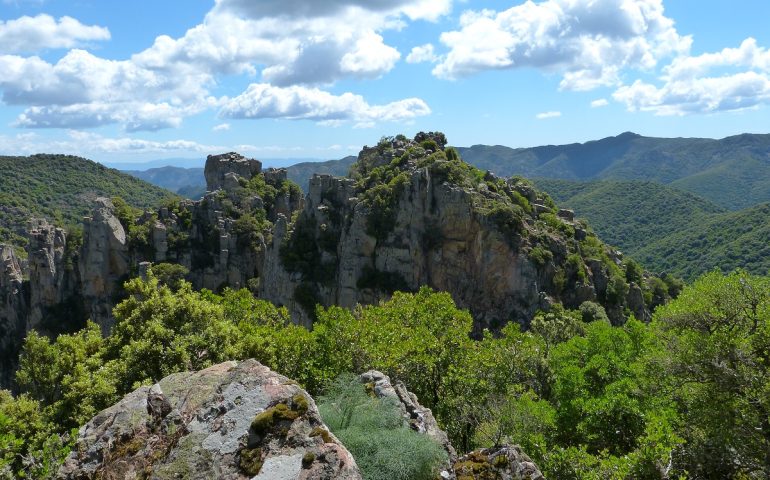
318, 374, 447, 480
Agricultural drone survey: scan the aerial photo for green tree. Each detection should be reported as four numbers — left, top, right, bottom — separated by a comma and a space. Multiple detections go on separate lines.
653, 270, 770, 478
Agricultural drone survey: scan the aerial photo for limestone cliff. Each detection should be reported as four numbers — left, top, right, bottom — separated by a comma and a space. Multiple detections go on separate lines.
0, 245, 25, 386
1, 135, 665, 387
268, 133, 658, 330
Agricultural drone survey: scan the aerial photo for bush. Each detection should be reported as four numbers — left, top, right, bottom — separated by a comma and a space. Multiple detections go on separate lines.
318, 374, 447, 480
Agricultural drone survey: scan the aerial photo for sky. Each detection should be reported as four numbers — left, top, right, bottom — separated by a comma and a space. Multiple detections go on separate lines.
1, 0, 770, 166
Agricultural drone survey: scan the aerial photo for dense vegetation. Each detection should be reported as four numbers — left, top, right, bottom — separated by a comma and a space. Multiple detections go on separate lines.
535, 178, 770, 280
1, 267, 767, 479
457, 132, 770, 210
0, 154, 177, 253
635, 203, 770, 280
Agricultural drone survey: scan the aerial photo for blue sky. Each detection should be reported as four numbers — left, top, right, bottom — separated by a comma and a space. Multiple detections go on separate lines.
1, 0, 769, 166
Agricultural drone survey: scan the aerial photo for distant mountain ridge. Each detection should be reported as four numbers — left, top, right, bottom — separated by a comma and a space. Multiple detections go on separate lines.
457, 132, 770, 210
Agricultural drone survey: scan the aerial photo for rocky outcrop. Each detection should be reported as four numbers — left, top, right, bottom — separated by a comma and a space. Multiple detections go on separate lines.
0, 245, 26, 387
453, 446, 545, 480
26, 219, 81, 331
205, 152, 262, 191
58, 359, 361, 479
264, 133, 652, 329
79, 198, 129, 335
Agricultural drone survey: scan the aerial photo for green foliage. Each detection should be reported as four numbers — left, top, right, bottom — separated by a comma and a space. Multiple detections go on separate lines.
6, 266, 768, 479
318, 374, 447, 480
148, 262, 189, 290
529, 245, 553, 267
0, 154, 176, 248
652, 270, 770, 478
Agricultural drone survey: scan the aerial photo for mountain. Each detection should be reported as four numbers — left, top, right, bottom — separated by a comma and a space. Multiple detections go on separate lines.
533, 178, 770, 281
125, 166, 206, 199
457, 132, 770, 210
1, 134, 669, 383
532, 179, 725, 261
0, 154, 177, 250
634, 203, 770, 281
285, 155, 357, 191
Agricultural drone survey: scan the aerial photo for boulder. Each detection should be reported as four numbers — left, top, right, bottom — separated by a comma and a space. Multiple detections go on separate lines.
453, 446, 545, 480
58, 359, 361, 480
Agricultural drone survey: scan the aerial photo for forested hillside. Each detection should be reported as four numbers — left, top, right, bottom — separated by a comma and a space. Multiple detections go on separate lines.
458, 132, 770, 210
533, 179, 770, 280
0, 154, 176, 251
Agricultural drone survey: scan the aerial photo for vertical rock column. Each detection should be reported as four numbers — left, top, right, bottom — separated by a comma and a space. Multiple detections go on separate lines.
78, 198, 129, 335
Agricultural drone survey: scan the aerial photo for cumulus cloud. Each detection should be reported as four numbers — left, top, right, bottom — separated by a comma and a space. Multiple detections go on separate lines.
406, 44, 438, 64
0, 130, 223, 156
0, 0, 445, 130
213, 123, 230, 131
433, 0, 690, 90
591, 98, 609, 108
536, 111, 561, 119
613, 38, 770, 115
214, 0, 451, 22
0, 14, 109, 54
219, 83, 431, 127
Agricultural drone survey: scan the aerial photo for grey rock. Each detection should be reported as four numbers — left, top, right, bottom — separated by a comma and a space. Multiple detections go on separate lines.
204, 152, 261, 191
453, 445, 545, 480
58, 359, 361, 480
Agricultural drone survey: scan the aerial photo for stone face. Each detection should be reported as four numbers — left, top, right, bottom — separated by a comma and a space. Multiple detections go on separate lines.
58, 359, 361, 480
27, 219, 74, 330
0, 245, 26, 386
204, 152, 262, 191
78, 198, 129, 334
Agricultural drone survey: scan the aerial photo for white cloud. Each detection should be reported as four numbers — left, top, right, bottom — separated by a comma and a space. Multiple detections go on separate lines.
214, 0, 451, 22
406, 44, 438, 64
213, 123, 230, 131
0, 0, 444, 130
536, 111, 561, 119
0, 14, 109, 54
613, 38, 770, 115
219, 83, 430, 126
591, 98, 609, 108
433, 0, 690, 90
0, 130, 224, 156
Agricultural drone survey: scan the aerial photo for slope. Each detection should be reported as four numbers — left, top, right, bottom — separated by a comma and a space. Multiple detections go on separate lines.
457, 132, 770, 210
634, 203, 770, 281
0, 154, 177, 251
533, 179, 726, 255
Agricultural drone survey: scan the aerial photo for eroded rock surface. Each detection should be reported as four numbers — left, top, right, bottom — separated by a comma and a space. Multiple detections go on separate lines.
58, 359, 361, 480
205, 152, 262, 192
453, 446, 545, 480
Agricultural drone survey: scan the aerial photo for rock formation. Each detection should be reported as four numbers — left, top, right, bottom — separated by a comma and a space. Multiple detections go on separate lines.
58, 359, 361, 479
78, 198, 129, 335
452, 446, 545, 480
0, 245, 26, 386
1, 131, 664, 387
265, 132, 655, 329
204, 152, 262, 192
